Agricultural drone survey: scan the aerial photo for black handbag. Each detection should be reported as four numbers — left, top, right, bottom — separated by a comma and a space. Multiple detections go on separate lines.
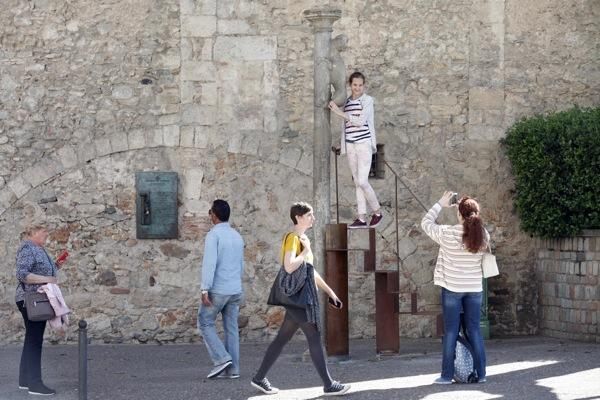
24, 291, 55, 322
267, 266, 310, 309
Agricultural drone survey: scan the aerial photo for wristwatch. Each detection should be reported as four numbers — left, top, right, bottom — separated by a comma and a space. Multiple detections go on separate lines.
201, 290, 208, 295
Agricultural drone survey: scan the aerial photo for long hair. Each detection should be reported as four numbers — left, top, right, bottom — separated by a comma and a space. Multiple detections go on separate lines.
458, 197, 485, 253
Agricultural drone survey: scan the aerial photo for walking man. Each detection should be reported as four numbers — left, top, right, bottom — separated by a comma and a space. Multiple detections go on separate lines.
198, 199, 245, 379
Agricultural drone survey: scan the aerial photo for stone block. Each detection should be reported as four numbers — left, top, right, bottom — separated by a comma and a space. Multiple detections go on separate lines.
278, 146, 302, 170
159, 113, 180, 126
181, 16, 216, 37
194, 127, 210, 148
429, 93, 457, 106
217, 19, 253, 35
182, 104, 216, 125
201, 83, 218, 105
180, 81, 196, 104
111, 85, 134, 99
398, 237, 418, 260
180, 126, 195, 147
110, 133, 129, 153
467, 124, 505, 140
200, 38, 213, 60
181, 61, 216, 82
154, 51, 181, 70
182, 168, 203, 199
156, 90, 180, 105
214, 36, 277, 61
226, 132, 242, 154
163, 125, 180, 147
21, 162, 55, 188
128, 130, 146, 150
469, 87, 504, 109
110, 288, 131, 295
76, 141, 97, 163
57, 145, 78, 169
7, 175, 31, 198
95, 137, 112, 157
147, 129, 163, 147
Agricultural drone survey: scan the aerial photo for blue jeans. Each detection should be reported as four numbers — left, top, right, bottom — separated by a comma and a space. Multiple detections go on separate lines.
198, 293, 241, 374
441, 288, 486, 381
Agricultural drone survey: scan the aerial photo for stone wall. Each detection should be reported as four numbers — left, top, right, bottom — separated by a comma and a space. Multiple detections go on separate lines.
0, 0, 598, 344
536, 231, 599, 343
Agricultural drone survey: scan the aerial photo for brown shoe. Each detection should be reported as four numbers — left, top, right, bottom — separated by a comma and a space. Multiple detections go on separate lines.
369, 213, 383, 228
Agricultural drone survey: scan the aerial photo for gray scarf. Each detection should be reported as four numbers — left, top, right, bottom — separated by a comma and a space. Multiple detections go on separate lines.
279, 262, 320, 331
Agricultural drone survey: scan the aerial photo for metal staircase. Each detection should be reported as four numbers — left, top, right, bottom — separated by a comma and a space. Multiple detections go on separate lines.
325, 152, 442, 357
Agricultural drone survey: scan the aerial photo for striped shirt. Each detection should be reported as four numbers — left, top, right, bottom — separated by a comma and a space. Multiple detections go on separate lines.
344, 98, 371, 143
421, 203, 489, 293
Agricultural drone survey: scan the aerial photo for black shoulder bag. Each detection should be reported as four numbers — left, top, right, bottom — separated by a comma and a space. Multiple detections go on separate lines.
267, 233, 310, 309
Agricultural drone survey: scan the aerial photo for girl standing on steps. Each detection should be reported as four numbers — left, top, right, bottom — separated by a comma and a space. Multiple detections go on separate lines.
329, 71, 383, 229
250, 202, 350, 397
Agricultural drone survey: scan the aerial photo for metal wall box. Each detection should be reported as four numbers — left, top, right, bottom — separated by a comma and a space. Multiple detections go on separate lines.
135, 171, 178, 239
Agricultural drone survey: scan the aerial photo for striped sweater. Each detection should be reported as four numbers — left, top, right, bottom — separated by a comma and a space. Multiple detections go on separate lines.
421, 203, 489, 293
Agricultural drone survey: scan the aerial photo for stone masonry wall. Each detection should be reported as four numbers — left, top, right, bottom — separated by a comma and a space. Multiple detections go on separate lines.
536, 231, 600, 343
0, 0, 598, 344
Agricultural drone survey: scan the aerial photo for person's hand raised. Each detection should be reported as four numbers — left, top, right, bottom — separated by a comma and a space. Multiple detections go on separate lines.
438, 191, 455, 208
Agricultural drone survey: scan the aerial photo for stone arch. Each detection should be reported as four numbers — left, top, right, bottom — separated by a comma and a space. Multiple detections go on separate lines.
0, 129, 311, 217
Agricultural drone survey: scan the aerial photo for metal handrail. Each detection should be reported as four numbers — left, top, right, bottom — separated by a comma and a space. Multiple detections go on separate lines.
381, 159, 428, 276
382, 160, 428, 212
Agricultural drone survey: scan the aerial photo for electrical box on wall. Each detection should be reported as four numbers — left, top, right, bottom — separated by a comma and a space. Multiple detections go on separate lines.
135, 171, 178, 239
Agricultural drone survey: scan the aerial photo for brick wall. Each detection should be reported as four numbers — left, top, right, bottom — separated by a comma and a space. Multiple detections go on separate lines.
536, 231, 599, 342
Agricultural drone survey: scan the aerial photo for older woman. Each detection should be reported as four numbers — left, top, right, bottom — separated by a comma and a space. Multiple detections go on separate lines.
421, 191, 489, 384
15, 225, 66, 396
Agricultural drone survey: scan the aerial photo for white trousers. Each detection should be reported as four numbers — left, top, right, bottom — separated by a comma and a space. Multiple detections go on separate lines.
346, 141, 380, 216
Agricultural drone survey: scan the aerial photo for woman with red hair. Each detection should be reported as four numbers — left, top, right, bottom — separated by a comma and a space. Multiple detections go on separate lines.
421, 191, 489, 384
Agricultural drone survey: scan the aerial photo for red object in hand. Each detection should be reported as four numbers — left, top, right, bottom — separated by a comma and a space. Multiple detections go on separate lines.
57, 250, 69, 263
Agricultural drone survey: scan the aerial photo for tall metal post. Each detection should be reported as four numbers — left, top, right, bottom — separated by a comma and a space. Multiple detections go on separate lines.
78, 320, 88, 400
303, 8, 342, 326
481, 278, 490, 339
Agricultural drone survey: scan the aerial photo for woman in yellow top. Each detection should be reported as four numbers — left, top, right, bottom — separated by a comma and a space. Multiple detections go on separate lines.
251, 202, 350, 397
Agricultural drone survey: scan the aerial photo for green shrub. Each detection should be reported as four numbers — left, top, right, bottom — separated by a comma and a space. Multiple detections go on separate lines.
502, 106, 600, 238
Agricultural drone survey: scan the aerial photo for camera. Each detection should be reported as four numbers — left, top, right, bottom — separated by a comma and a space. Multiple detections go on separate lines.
449, 192, 459, 205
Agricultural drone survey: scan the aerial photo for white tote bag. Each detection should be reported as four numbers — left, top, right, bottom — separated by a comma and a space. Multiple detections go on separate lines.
482, 244, 499, 278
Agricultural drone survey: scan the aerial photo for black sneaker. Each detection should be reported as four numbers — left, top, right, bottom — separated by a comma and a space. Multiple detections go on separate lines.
348, 219, 368, 229
324, 381, 350, 396
251, 377, 279, 394
369, 213, 383, 228
28, 383, 56, 396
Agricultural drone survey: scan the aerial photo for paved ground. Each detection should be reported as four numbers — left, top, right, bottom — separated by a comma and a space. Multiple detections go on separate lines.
0, 336, 598, 400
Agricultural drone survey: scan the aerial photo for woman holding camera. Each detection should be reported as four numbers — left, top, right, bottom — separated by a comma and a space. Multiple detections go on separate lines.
15, 225, 66, 396
251, 202, 350, 397
421, 191, 489, 384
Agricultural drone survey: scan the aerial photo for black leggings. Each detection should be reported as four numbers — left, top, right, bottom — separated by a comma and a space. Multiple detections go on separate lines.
254, 311, 333, 387
16, 300, 47, 386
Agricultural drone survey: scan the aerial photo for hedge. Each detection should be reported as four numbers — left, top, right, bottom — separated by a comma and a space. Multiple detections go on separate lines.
502, 106, 600, 238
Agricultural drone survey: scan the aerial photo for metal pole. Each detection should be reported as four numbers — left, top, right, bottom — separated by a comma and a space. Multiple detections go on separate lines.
78, 320, 88, 400
333, 147, 339, 224
395, 176, 399, 272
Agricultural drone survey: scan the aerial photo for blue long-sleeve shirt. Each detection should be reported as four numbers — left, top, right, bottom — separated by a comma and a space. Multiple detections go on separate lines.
15, 240, 58, 302
200, 222, 244, 295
